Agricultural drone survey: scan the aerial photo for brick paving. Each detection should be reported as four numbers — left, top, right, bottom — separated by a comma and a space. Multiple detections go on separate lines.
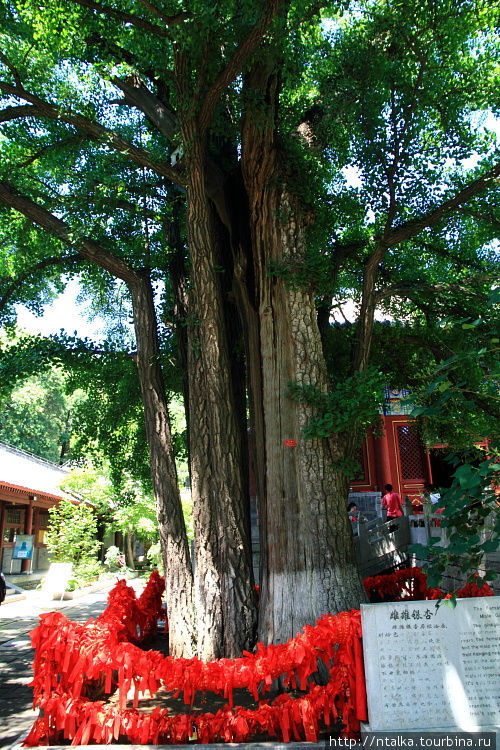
0, 580, 144, 750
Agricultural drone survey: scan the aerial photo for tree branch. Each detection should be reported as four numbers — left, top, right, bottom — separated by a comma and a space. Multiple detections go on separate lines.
351, 239, 386, 373
0, 82, 186, 188
16, 136, 86, 169
399, 240, 487, 272
351, 162, 500, 375
375, 274, 498, 305
384, 161, 500, 247
457, 206, 500, 229
197, 0, 281, 134
111, 76, 235, 225
0, 52, 25, 89
112, 76, 178, 141
374, 331, 449, 361
382, 83, 400, 236
351, 163, 499, 372
0, 180, 142, 287
0, 104, 39, 123
0, 254, 82, 314
47, 188, 158, 219
65, 0, 172, 38
134, 0, 188, 26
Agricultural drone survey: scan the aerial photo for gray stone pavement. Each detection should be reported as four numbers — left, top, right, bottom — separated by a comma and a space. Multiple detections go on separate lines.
0, 578, 145, 750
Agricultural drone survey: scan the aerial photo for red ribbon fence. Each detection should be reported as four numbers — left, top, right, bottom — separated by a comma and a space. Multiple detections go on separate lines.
24, 568, 493, 746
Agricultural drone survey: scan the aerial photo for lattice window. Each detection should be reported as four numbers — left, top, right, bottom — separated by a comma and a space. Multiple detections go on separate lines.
6, 507, 21, 524
397, 425, 426, 479
3, 506, 25, 543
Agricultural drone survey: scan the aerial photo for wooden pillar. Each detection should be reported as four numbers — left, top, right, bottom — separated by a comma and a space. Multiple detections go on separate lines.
21, 497, 34, 573
374, 418, 392, 491
425, 450, 433, 485
0, 501, 5, 572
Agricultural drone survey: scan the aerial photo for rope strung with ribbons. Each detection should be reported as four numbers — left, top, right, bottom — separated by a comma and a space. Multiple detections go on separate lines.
24, 567, 493, 746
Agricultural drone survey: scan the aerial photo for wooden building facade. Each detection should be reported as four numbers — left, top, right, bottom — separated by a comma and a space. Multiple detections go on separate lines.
351, 415, 433, 502
350, 389, 446, 502
0, 442, 69, 574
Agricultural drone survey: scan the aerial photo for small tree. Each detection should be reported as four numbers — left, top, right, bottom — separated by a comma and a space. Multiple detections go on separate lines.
58, 460, 120, 561
46, 498, 100, 567
112, 476, 158, 569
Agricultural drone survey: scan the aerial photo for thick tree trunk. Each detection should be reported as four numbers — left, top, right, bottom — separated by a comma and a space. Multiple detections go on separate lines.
129, 271, 196, 658
240, 64, 366, 645
165, 197, 191, 443
183, 126, 257, 660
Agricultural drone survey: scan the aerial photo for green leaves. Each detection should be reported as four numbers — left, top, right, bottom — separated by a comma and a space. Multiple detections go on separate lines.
287, 367, 385, 443
412, 455, 499, 590
46, 496, 100, 565
0, 333, 78, 461
403, 287, 498, 591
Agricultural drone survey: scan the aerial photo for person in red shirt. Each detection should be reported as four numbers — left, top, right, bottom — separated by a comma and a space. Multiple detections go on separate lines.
347, 502, 359, 522
382, 483, 403, 520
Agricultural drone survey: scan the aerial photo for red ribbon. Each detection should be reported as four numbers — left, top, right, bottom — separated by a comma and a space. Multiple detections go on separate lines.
24, 567, 492, 746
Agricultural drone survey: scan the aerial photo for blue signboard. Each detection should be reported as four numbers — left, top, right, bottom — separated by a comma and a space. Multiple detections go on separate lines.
13, 534, 34, 560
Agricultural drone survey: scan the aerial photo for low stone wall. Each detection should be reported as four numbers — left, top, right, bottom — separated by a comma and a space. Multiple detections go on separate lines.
439, 552, 500, 596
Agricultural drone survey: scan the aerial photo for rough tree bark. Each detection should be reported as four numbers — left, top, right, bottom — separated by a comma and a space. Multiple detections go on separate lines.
129, 270, 197, 658
182, 124, 257, 659
116, 66, 258, 659
239, 63, 367, 645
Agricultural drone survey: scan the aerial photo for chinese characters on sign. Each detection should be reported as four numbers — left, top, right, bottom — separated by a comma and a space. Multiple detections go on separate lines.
361, 598, 500, 732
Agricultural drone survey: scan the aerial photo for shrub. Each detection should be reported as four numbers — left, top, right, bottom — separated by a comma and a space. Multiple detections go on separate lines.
46, 498, 100, 567
104, 545, 125, 570
146, 542, 163, 573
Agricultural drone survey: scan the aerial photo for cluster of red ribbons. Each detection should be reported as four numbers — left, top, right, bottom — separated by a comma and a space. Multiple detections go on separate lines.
363, 566, 494, 602
24, 567, 493, 747
25, 572, 365, 746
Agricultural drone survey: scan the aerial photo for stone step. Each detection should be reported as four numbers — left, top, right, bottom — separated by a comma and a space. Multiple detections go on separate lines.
4, 588, 26, 603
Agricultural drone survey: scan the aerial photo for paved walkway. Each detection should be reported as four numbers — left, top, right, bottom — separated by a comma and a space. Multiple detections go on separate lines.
0, 579, 144, 750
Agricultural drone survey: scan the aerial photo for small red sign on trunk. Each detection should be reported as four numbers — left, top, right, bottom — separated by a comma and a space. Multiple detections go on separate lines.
284, 439, 297, 447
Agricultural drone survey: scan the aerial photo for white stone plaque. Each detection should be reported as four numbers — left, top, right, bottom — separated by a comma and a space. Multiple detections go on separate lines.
361, 596, 500, 732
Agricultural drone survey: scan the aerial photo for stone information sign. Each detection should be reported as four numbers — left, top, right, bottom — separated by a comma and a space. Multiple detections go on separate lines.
361, 596, 500, 732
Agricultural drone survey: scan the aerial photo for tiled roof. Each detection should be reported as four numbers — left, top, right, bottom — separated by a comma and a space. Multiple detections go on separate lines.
0, 442, 70, 499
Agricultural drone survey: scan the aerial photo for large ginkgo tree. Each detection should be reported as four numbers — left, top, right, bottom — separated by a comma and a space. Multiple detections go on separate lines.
0, 0, 498, 658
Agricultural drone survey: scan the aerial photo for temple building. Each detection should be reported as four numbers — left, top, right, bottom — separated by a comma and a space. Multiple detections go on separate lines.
0, 441, 70, 574
350, 388, 460, 502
